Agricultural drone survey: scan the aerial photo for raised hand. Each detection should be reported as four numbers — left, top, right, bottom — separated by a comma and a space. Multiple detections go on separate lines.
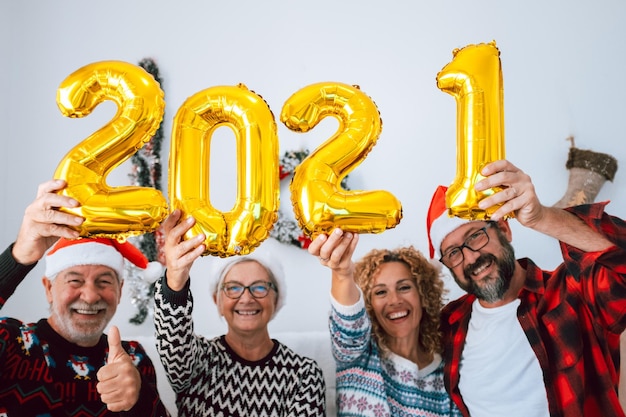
160, 209, 205, 291
476, 159, 613, 251
13, 179, 84, 265
308, 229, 360, 305
475, 160, 543, 226
96, 326, 141, 412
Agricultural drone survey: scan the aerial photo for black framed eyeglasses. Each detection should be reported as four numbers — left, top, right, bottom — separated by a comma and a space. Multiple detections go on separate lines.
439, 224, 492, 269
221, 281, 276, 299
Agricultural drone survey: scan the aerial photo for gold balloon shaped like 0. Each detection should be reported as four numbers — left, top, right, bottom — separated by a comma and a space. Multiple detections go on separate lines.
169, 84, 279, 257
281, 82, 402, 237
53, 60, 168, 241
437, 41, 511, 220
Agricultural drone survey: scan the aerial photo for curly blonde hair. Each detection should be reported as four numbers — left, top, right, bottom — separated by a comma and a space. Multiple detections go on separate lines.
354, 246, 445, 356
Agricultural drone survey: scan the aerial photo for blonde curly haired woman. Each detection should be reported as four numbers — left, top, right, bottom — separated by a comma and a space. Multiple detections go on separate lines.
309, 228, 460, 417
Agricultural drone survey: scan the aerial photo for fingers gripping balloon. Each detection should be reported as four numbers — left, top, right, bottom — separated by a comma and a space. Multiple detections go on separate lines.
54, 61, 168, 240
281, 82, 402, 237
436, 41, 509, 220
169, 84, 279, 257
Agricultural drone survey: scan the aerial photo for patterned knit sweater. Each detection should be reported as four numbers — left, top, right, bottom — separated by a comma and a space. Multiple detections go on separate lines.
154, 277, 327, 417
0, 244, 170, 417
330, 294, 461, 417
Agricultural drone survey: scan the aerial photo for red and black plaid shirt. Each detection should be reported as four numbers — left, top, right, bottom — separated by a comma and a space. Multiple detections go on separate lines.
441, 202, 626, 417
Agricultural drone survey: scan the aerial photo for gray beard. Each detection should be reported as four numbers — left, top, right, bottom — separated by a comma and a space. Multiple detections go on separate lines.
468, 264, 510, 303
460, 233, 517, 303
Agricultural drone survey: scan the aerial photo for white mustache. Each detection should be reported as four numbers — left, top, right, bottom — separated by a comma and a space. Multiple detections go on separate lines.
70, 302, 108, 311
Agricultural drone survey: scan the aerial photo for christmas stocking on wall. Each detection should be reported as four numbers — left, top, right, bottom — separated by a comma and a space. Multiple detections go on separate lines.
552, 143, 618, 208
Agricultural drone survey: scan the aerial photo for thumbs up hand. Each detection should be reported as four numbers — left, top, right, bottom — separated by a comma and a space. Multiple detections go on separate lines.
96, 326, 141, 411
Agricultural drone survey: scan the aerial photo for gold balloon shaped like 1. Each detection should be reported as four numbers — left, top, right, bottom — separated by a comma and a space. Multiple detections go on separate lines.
168, 83, 279, 257
437, 41, 512, 220
281, 82, 402, 238
53, 60, 168, 241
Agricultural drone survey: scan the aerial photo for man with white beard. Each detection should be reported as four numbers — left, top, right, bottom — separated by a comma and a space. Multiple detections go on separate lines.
0, 179, 170, 416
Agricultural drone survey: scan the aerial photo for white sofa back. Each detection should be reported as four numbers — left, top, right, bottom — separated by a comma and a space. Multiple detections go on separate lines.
136, 331, 337, 417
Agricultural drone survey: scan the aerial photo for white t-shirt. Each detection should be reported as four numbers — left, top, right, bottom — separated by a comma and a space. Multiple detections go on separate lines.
458, 299, 549, 417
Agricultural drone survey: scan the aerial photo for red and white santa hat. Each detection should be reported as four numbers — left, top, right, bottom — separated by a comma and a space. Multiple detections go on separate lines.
426, 185, 471, 259
45, 237, 164, 282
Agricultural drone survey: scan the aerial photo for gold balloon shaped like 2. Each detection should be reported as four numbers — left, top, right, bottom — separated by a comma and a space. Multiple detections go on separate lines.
437, 41, 511, 220
53, 61, 168, 241
168, 84, 279, 257
281, 82, 402, 237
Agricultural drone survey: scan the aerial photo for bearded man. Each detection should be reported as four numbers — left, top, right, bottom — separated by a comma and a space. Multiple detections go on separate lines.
427, 160, 626, 417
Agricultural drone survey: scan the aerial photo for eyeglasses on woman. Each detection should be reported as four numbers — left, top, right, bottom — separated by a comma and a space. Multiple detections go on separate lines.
221, 281, 276, 299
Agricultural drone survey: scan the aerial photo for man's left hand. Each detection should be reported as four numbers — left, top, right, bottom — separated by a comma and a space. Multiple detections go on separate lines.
96, 326, 141, 411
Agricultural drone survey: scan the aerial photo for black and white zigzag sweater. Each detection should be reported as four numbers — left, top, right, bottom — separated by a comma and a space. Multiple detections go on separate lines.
154, 277, 326, 417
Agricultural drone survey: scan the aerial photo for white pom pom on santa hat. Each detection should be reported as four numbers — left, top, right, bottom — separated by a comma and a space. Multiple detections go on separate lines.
142, 260, 165, 283
426, 185, 471, 259
45, 237, 164, 282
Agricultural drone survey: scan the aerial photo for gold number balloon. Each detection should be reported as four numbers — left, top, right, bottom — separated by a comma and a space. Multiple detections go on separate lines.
437, 41, 510, 220
54, 60, 168, 240
281, 82, 402, 237
169, 84, 279, 257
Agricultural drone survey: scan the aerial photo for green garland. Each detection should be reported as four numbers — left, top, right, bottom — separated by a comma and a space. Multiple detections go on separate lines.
127, 57, 165, 325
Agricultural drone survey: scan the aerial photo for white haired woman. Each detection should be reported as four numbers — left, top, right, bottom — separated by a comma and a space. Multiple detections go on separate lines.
154, 209, 326, 417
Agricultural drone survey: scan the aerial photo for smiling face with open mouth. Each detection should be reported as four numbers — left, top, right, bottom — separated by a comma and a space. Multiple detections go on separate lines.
442, 221, 517, 304
218, 261, 278, 337
369, 261, 422, 345
44, 264, 123, 347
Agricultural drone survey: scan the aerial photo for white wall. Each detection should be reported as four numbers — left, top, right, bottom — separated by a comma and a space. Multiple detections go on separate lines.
1, 0, 625, 341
